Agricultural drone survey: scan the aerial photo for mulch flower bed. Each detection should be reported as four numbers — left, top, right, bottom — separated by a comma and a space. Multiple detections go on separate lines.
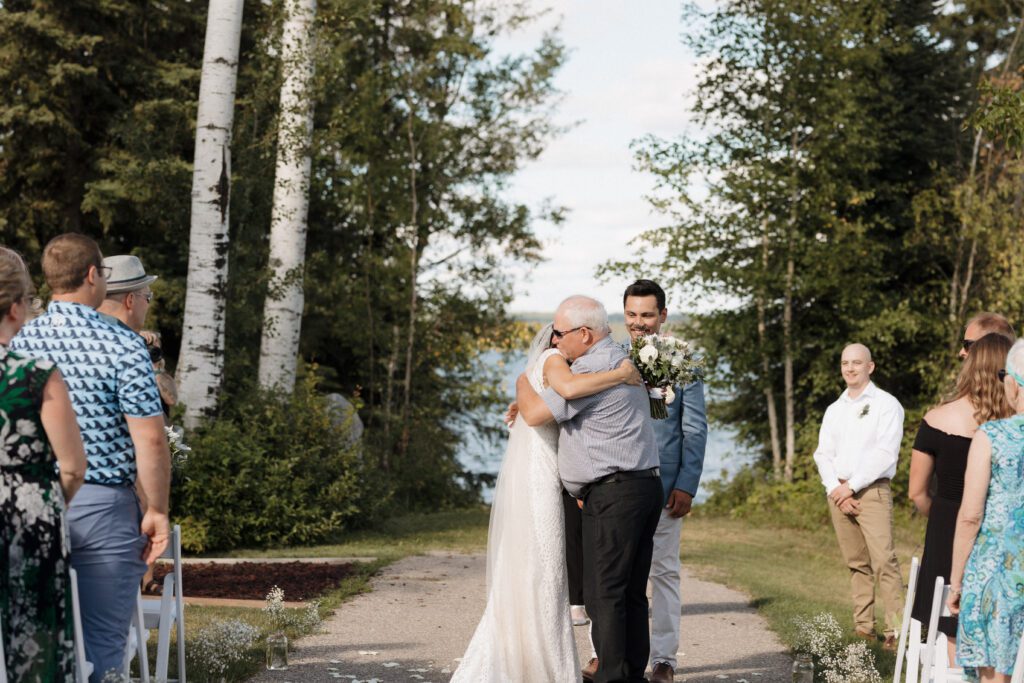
151, 561, 357, 601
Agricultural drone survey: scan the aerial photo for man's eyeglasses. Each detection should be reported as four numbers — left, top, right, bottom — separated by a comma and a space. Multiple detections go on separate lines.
133, 291, 153, 303
552, 326, 587, 340
98, 265, 113, 279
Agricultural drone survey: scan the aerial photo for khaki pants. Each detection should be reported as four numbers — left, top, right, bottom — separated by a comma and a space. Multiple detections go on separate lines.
828, 480, 904, 636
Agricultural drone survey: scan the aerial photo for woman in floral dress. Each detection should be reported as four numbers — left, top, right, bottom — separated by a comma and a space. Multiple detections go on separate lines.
949, 338, 1024, 683
0, 247, 87, 682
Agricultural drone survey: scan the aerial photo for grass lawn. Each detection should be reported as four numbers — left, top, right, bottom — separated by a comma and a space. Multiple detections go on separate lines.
223, 506, 491, 561
682, 510, 927, 678
163, 505, 924, 680
152, 507, 491, 680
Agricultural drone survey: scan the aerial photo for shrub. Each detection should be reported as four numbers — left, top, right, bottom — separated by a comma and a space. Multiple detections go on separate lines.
172, 371, 380, 552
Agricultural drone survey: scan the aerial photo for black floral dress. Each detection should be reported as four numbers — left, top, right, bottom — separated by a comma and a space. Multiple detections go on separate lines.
0, 345, 76, 681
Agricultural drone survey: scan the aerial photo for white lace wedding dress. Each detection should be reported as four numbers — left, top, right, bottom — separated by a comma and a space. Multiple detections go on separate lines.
450, 347, 581, 682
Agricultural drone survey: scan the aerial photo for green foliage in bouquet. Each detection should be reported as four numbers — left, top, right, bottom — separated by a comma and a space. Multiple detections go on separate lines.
171, 370, 381, 552
629, 334, 704, 418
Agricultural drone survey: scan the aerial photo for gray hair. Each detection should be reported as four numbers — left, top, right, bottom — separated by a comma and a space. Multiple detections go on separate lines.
1008, 339, 1024, 386
557, 295, 611, 334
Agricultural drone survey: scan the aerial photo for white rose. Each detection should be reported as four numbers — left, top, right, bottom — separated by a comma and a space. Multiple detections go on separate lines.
15, 419, 36, 437
17, 443, 31, 458
664, 386, 676, 404
639, 345, 659, 365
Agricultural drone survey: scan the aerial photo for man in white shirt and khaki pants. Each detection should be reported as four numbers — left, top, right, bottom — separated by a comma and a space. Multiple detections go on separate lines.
813, 343, 905, 650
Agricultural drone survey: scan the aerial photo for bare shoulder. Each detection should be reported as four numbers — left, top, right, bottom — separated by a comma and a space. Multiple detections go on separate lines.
542, 350, 568, 368
925, 398, 977, 438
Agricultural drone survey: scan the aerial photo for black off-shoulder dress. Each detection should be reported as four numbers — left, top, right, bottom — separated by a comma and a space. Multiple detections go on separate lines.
910, 419, 972, 636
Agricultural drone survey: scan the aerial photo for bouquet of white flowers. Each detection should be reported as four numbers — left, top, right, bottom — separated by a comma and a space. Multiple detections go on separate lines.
165, 425, 192, 475
629, 334, 703, 419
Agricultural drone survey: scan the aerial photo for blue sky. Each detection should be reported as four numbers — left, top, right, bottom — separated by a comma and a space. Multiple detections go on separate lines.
497, 0, 706, 314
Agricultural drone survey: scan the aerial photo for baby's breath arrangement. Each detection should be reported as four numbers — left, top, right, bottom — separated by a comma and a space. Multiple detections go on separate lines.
793, 612, 843, 657
793, 612, 882, 683
263, 584, 323, 632
821, 641, 883, 683
187, 618, 260, 681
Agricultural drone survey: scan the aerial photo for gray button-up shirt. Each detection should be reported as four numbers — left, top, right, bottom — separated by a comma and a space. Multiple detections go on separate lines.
540, 336, 659, 496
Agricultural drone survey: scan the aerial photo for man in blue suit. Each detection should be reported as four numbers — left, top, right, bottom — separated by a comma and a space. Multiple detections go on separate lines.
623, 279, 708, 683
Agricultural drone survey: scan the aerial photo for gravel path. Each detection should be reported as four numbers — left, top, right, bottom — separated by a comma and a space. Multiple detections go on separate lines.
248, 551, 792, 683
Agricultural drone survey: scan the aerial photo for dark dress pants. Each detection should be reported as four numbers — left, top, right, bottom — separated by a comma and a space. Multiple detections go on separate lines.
562, 487, 585, 605
582, 476, 663, 683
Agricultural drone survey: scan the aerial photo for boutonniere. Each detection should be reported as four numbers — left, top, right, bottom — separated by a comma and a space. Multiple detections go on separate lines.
859, 404, 871, 418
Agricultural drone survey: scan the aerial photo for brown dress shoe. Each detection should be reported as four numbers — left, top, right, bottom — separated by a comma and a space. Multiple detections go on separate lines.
651, 662, 675, 682
582, 657, 599, 682
882, 634, 898, 651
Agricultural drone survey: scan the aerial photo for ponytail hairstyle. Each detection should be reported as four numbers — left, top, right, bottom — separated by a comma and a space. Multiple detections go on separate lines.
944, 332, 1015, 423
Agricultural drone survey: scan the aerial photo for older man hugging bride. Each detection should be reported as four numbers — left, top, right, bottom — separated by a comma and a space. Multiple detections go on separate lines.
450, 295, 662, 683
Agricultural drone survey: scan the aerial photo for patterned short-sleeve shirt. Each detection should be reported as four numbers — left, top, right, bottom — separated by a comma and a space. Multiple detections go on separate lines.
10, 300, 163, 484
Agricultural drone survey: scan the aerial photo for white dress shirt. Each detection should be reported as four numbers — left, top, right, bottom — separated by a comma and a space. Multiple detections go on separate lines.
813, 381, 905, 494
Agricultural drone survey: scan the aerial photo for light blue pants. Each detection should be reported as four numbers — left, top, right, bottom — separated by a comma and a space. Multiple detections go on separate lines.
67, 483, 148, 683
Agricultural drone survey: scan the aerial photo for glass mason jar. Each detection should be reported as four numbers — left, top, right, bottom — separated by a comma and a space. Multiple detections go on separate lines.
266, 631, 289, 670
792, 652, 814, 683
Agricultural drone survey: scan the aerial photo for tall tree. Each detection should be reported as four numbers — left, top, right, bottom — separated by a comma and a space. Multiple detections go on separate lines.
258, 0, 318, 393
605, 0, 969, 481
178, 0, 245, 426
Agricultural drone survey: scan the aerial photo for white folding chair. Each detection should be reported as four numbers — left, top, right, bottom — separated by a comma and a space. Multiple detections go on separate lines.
1010, 623, 1024, 683
140, 524, 186, 683
122, 588, 151, 683
919, 577, 965, 683
894, 556, 921, 683
0, 612, 8, 683
69, 568, 94, 683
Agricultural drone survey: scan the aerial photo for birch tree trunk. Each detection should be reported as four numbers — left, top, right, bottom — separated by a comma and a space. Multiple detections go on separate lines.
782, 131, 798, 483
783, 253, 795, 483
758, 223, 783, 481
258, 0, 318, 393
178, 0, 244, 427
398, 113, 420, 458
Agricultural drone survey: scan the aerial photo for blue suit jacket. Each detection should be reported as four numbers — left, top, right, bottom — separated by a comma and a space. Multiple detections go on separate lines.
652, 380, 708, 500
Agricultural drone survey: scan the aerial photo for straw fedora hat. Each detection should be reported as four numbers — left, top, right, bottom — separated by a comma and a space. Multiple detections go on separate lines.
103, 255, 158, 294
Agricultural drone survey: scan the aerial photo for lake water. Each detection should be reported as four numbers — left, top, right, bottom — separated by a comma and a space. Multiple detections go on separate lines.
457, 348, 755, 504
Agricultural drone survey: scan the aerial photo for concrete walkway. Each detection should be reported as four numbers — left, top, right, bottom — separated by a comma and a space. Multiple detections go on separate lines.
248, 552, 792, 683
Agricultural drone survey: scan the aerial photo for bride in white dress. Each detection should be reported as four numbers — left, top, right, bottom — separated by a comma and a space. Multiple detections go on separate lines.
451, 324, 640, 682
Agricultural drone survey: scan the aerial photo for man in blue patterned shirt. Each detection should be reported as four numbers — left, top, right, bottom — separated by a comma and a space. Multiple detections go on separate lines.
11, 234, 171, 682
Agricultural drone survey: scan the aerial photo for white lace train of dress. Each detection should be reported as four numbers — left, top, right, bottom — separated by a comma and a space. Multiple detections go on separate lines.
450, 348, 580, 683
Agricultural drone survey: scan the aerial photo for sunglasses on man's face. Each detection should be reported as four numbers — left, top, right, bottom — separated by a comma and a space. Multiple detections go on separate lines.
552, 326, 586, 340
962, 338, 976, 352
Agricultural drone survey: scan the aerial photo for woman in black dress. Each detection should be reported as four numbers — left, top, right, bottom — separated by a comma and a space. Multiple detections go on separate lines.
909, 332, 1014, 665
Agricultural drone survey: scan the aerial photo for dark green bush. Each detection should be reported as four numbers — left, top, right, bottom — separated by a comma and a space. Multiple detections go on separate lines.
701, 436, 919, 531
699, 462, 832, 530
172, 372, 380, 552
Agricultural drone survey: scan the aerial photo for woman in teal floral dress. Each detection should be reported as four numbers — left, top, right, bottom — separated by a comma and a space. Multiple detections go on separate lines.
0, 248, 87, 682
949, 338, 1024, 683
